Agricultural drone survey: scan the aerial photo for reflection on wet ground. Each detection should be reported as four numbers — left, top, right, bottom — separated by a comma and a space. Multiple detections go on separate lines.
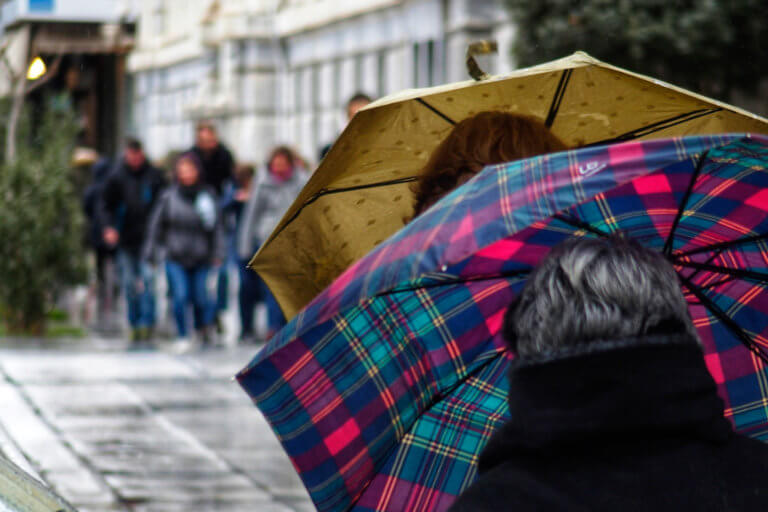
0, 338, 314, 511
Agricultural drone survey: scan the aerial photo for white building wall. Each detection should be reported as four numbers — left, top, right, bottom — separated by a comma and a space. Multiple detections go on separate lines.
0, 0, 138, 30
127, 0, 513, 165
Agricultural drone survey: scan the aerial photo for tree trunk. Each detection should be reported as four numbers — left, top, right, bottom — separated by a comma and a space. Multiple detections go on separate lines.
3, 308, 46, 337
5, 72, 26, 164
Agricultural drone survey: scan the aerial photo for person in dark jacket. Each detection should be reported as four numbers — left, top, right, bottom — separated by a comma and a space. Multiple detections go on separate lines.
191, 120, 235, 196
449, 237, 768, 512
143, 152, 225, 349
221, 163, 261, 343
318, 92, 372, 161
83, 156, 117, 326
98, 139, 166, 344
190, 120, 235, 327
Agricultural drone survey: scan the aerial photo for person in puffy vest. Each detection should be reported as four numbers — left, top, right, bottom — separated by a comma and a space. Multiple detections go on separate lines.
143, 152, 225, 349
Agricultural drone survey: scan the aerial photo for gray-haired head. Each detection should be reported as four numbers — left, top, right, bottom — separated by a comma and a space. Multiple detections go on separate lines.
504, 236, 699, 357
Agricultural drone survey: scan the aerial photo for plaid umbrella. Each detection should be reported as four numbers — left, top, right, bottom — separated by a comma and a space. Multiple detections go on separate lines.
237, 133, 768, 512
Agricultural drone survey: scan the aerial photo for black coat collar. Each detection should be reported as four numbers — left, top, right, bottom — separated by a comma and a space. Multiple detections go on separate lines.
479, 335, 733, 473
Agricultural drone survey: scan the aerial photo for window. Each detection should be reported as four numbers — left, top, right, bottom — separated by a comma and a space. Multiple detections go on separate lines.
206, 48, 218, 94
354, 53, 364, 92
29, 0, 53, 12
377, 49, 387, 97
426, 40, 436, 86
311, 63, 320, 113
333, 59, 342, 108
412, 39, 445, 88
153, 0, 167, 35
293, 68, 302, 114
236, 41, 247, 70
311, 63, 321, 149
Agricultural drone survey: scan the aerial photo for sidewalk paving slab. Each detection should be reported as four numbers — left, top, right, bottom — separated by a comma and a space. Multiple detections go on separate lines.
0, 339, 314, 511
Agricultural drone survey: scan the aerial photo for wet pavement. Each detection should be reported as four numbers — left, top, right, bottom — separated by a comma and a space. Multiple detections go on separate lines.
0, 337, 314, 511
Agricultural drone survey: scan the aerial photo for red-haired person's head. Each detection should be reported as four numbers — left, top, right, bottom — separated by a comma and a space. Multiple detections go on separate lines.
268, 146, 297, 182
412, 111, 567, 217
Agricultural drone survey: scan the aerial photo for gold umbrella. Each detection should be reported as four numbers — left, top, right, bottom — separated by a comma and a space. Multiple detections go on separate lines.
254, 51, 768, 319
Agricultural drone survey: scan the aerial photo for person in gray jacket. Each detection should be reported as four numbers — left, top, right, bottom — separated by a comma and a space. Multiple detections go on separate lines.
238, 146, 307, 339
144, 152, 225, 346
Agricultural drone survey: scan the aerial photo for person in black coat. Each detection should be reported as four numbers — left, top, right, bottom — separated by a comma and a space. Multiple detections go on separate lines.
98, 138, 166, 344
190, 120, 235, 197
449, 237, 768, 512
318, 92, 372, 161
83, 156, 117, 326
190, 120, 235, 326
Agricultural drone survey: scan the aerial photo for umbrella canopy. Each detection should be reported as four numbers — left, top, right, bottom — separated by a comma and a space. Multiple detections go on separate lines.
0, 455, 77, 511
253, 51, 768, 319
238, 134, 768, 512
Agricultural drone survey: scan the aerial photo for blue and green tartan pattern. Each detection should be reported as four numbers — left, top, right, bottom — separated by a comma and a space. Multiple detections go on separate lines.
239, 273, 521, 511
239, 134, 768, 512
353, 353, 511, 511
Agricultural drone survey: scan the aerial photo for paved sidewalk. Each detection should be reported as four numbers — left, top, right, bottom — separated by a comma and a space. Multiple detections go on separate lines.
0, 338, 314, 511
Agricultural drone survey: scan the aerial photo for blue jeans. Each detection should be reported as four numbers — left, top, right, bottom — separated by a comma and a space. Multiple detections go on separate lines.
117, 251, 156, 329
165, 261, 214, 337
261, 278, 286, 334
216, 265, 228, 313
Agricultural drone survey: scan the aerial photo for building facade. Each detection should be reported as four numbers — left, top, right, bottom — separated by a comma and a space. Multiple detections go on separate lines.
0, 0, 139, 155
127, 0, 514, 165
0, 0, 136, 27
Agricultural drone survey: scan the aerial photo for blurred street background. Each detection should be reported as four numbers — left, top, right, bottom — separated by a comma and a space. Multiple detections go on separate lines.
0, 0, 520, 168
0, 0, 767, 510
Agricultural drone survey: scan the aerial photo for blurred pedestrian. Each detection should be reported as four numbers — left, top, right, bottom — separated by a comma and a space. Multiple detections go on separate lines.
98, 139, 166, 345
143, 152, 225, 350
449, 237, 768, 512
319, 92, 373, 160
238, 146, 307, 340
191, 120, 235, 196
412, 111, 567, 217
190, 120, 235, 330
83, 156, 117, 328
222, 164, 260, 343
222, 163, 256, 261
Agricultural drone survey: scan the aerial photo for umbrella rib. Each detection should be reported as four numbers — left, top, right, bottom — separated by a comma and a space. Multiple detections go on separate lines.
672, 259, 768, 284
676, 233, 768, 258
315, 177, 418, 196
585, 108, 722, 147
269, 176, 418, 239
663, 150, 709, 256
682, 248, 724, 284
552, 213, 612, 238
678, 274, 768, 364
416, 98, 457, 125
545, 69, 572, 128
378, 269, 532, 296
